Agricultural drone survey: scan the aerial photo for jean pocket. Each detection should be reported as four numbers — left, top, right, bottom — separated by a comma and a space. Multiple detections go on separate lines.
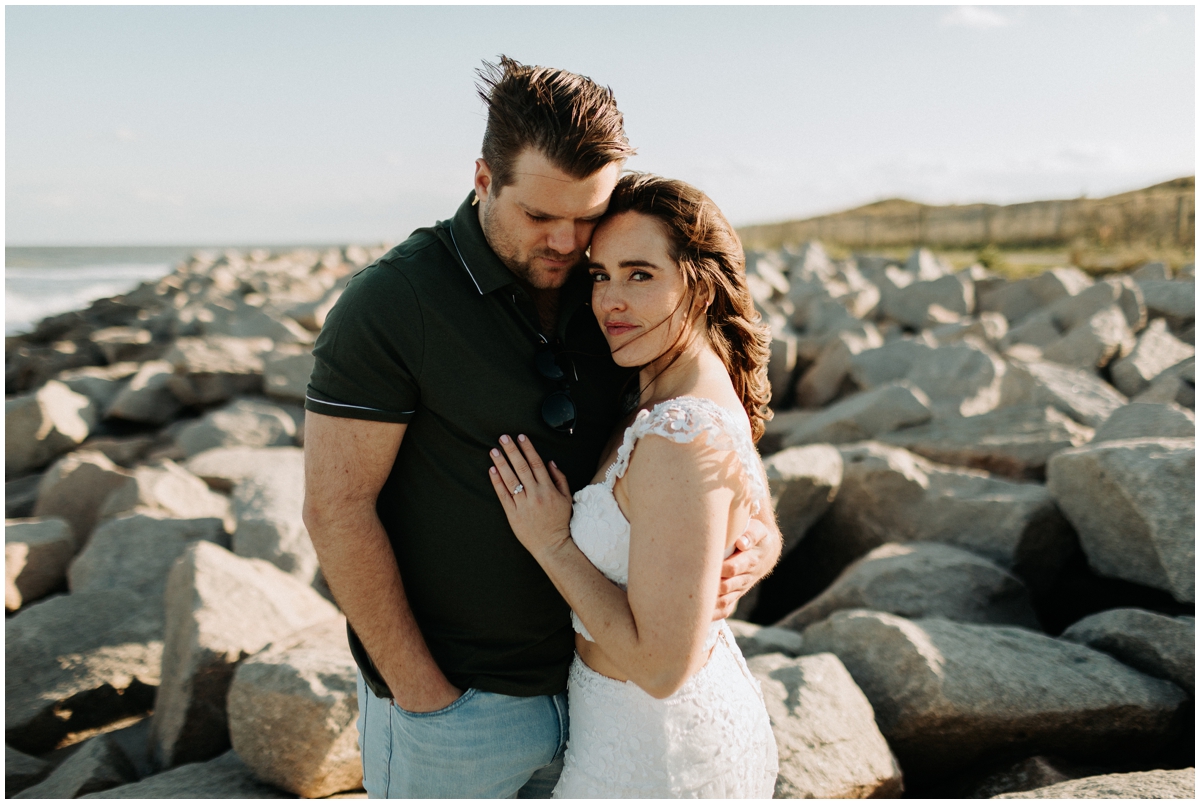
392, 687, 479, 718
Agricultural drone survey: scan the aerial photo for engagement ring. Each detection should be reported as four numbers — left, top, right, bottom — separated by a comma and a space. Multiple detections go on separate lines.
512, 484, 525, 495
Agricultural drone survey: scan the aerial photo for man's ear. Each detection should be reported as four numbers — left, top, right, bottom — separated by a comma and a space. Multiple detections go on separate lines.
474, 159, 494, 205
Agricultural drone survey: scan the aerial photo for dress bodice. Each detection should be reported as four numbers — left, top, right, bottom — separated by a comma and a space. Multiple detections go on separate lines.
568, 396, 767, 645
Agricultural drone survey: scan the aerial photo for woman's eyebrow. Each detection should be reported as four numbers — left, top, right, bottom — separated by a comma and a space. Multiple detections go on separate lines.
618, 259, 658, 269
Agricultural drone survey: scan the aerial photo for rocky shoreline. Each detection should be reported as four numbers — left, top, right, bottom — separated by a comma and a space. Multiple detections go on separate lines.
5, 243, 1195, 798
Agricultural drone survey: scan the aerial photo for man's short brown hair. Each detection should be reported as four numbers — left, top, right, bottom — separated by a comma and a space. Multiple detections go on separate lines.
476, 56, 636, 192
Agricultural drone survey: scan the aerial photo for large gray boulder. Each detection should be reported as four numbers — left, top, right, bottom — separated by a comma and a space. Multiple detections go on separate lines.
5, 746, 52, 795
767, 324, 799, 404
1132, 356, 1194, 409
793, 328, 883, 409
1030, 266, 1093, 304
14, 732, 136, 799
1111, 319, 1194, 398
263, 344, 316, 402
185, 445, 304, 493
994, 768, 1195, 799
1000, 358, 1128, 427
6, 517, 75, 611
778, 542, 1039, 632
1092, 402, 1194, 443
230, 449, 317, 583
979, 277, 1043, 326
1138, 279, 1195, 326
6, 473, 43, 519
228, 617, 362, 798
1041, 306, 1134, 371
930, 311, 1008, 348
162, 336, 272, 407
83, 750, 290, 798
1047, 438, 1194, 603
104, 361, 183, 425
748, 652, 903, 798
728, 619, 805, 658
89, 326, 157, 364
783, 381, 933, 447
69, 513, 228, 596
34, 450, 132, 548
967, 756, 1076, 799
1060, 608, 1194, 696
800, 611, 1186, 774
199, 301, 313, 345
150, 541, 338, 768
174, 397, 297, 457
6, 588, 162, 753
56, 362, 140, 411
1002, 311, 1062, 350
881, 272, 974, 329
1046, 276, 1145, 333
759, 410, 817, 456
879, 404, 1094, 479
800, 443, 1076, 594
854, 340, 1006, 418
1132, 262, 1171, 281
6, 380, 97, 476
761, 444, 843, 555
846, 338, 936, 390
98, 459, 231, 526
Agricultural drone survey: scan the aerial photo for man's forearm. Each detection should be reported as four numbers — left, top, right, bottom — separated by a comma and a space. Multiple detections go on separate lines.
307, 508, 459, 711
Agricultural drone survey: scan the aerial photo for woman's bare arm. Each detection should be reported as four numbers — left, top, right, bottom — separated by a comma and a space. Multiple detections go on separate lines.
488, 433, 746, 699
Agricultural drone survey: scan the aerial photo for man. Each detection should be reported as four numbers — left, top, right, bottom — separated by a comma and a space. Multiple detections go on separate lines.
303, 57, 782, 798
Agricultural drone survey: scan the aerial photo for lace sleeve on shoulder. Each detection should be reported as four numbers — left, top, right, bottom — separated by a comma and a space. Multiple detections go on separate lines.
604, 397, 767, 515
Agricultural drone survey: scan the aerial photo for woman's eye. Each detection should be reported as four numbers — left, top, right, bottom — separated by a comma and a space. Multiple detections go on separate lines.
631, 270, 652, 281
589, 272, 608, 283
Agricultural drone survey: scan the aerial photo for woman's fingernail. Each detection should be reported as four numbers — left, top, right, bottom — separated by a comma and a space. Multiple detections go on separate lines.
550, 460, 557, 469
500, 435, 511, 444
491, 449, 500, 457
518, 434, 527, 443
489, 467, 497, 475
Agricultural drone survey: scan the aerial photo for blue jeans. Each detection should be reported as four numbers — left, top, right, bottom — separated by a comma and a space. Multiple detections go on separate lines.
356, 672, 569, 798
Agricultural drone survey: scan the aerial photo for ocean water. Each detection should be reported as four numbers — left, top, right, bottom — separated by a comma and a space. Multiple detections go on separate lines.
5, 246, 195, 336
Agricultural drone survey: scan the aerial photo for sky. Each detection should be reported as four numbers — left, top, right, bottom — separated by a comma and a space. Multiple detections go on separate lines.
5, 4, 1196, 246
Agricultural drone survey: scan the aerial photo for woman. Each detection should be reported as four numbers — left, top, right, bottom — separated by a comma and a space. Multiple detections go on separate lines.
487, 173, 778, 798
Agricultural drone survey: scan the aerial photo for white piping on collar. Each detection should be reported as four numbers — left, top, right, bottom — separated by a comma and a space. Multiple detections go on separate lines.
446, 222, 484, 296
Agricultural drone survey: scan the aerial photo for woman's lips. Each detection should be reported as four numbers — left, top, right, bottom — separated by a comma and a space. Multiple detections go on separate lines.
605, 322, 637, 337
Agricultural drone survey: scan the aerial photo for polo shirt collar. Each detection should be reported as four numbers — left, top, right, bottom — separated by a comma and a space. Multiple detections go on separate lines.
443, 190, 595, 342
445, 192, 518, 296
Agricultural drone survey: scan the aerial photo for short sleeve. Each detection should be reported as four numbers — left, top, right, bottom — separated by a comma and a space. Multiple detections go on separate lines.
305, 261, 424, 423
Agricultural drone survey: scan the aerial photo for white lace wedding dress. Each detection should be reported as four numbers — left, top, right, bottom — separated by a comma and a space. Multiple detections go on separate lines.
552, 396, 779, 799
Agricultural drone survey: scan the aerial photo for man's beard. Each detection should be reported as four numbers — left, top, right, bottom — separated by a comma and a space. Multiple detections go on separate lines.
482, 203, 581, 290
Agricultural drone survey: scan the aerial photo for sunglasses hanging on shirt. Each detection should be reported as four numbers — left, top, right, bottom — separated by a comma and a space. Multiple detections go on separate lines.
535, 338, 578, 435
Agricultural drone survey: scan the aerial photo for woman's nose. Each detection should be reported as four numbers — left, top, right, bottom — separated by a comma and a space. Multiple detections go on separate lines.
594, 282, 625, 312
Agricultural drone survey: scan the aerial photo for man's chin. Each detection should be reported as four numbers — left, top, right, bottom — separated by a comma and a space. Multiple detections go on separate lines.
526, 263, 577, 290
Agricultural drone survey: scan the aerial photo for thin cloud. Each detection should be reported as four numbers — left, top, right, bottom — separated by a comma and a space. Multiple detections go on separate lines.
940, 6, 1012, 30
1139, 12, 1170, 34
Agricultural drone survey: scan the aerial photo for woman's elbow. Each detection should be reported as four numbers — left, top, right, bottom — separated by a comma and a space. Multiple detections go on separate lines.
637, 658, 696, 700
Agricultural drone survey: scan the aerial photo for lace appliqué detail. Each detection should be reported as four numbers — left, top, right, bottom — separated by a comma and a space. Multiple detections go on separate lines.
553, 622, 779, 798
603, 397, 767, 515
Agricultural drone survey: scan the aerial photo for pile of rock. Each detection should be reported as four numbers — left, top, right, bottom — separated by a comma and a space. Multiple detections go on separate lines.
4, 242, 1194, 799
736, 244, 1194, 797
6, 246, 386, 798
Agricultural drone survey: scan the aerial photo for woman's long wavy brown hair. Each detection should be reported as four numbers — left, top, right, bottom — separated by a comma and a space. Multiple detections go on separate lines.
604, 173, 773, 442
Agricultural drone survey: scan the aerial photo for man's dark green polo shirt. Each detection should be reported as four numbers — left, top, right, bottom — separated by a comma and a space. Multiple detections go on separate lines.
306, 194, 632, 697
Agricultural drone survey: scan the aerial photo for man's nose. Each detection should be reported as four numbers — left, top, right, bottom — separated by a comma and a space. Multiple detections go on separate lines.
546, 221, 575, 255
